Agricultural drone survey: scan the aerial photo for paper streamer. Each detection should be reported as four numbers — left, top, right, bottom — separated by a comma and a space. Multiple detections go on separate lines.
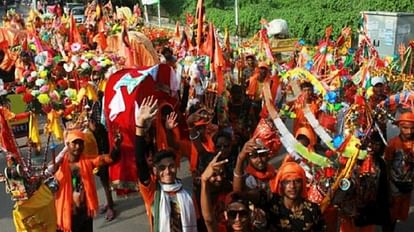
303, 106, 334, 150
283, 68, 327, 96
272, 117, 332, 168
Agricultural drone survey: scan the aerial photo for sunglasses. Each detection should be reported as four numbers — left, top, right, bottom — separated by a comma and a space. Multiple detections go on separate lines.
227, 210, 249, 220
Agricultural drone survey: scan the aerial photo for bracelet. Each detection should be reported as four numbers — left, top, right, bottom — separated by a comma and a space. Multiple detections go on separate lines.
189, 131, 200, 140
233, 171, 243, 178
136, 124, 145, 129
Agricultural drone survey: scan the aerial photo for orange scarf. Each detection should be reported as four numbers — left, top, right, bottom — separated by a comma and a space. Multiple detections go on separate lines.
55, 154, 99, 232
245, 163, 276, 181
190, 136, 215, 172
246, 71, 259, 98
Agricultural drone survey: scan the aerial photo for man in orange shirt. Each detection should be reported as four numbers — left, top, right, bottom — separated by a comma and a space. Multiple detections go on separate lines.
384, 111, 414, 232
291, 81, 320, 137
246, 62, 272, 131
135, 96, 197, 232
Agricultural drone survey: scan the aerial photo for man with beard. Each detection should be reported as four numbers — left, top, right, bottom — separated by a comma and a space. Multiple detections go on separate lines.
384, 111, 414, 231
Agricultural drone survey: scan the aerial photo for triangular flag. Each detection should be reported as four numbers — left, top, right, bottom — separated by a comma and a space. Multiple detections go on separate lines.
196, 0, 204, 53
214, 32, 225, 95
69, 13, 83, 45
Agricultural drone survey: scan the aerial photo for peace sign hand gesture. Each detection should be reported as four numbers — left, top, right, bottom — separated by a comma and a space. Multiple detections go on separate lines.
201, 152, 228, 183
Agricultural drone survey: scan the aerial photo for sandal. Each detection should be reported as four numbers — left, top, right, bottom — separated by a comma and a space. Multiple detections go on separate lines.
105, 208, 116, 221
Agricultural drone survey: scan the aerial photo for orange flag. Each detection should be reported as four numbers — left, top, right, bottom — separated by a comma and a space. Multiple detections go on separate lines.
214, 33, 225, 95
224, 27, 231, 51
175, 21, 180, 38
69, 13, 83, 45
196, 0, 204, 53
95, 18, 107, 50
201, 22, 214, 57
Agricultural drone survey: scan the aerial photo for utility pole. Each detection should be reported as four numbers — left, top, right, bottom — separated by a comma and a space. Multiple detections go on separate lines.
157, 0, 160, 27
235, 0, 239, 45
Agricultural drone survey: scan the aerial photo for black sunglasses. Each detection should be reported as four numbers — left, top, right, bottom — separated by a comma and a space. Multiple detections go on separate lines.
227, 210, 249, 220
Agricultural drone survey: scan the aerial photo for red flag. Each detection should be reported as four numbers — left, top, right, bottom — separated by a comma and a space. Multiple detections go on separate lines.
0, 40, 8, 50
196, 0, 204, 52
22, 36, 29, 51
214, 33, 225, 95
94, 32, 107, 51
69, 13, 83, 45
224, 27, 231, 52
175, 21, 180, 38
259, 28, 274, 62
201, 22, 214, 57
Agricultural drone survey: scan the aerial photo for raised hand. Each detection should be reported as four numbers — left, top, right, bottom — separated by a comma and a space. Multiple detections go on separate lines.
135, 96, 158, 129
165, 112, 178, 130
204, 91, 217, 114
201, 152, 228, 182
239, 138, 258, 161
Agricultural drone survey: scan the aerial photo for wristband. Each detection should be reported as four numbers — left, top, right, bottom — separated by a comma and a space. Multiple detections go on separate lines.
233, 171, 243, 178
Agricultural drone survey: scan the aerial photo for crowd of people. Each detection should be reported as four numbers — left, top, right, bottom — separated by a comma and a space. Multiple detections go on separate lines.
0, 1, 414, 232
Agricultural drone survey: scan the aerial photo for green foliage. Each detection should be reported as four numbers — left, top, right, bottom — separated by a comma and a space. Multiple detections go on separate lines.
160, 0, 414, 42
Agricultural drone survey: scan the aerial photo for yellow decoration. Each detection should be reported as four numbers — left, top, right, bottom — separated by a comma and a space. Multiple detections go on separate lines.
28, 113, 41, 150
283, 68, 327, 96
98, 79, 107, 92
13, 184, 57, 232
366, 87, 373, 98
45, 110, 63, 141
341, 135, 367, 160
77, 85, 98, 102
39, 70, 48, 79
37, 94, 50, 105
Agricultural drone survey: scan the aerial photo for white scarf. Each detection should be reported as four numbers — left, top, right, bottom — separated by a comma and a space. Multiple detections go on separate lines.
159, 181, 198, 232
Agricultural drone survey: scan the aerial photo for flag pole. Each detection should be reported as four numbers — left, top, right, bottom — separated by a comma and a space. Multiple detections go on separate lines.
157, 0, 161, 27
144, 4, 150, 25
235, 0, 239, 46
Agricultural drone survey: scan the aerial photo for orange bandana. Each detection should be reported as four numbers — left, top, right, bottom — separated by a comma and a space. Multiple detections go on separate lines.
271, 161, 307, 198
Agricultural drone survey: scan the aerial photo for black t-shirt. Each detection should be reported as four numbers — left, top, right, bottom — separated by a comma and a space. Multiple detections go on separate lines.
265, 195, 326, 232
